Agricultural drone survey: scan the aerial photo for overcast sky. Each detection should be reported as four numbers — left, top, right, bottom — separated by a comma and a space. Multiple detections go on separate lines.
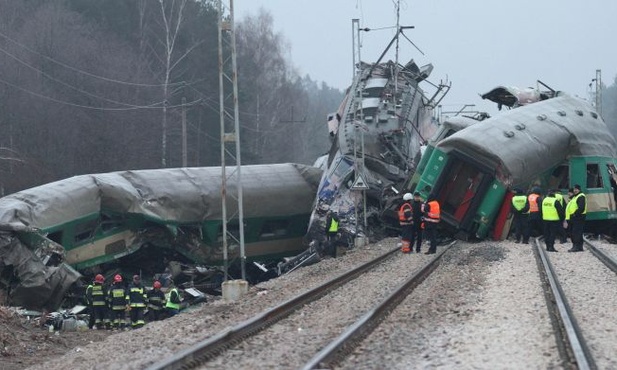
237, 0, 616, 115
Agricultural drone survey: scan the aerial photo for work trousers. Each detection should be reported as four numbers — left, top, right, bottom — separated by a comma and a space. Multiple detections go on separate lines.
109, 309, 126, 328
571, 218, 585, 251
543, 220, 560, 251
410, 222, 423, 252
528, 214, 543, 237
92, 305, 107, 326
512, 213, 529, 243
130, 307, 145, 328
148, 308, 164, 321
424, 223, 438, 253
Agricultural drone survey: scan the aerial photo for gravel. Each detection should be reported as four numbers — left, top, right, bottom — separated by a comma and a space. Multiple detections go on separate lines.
548, 243, 617, 369
589, 237, 617, 261
26, 239, 396, 370
340, 241, 559, 370
201, 244, 430, 369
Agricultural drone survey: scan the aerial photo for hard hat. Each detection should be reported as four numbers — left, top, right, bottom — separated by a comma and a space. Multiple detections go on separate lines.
403, 193, 413, 201
94, 274, 105, 283
113, 274, 123, 283
153, 281, 162, 289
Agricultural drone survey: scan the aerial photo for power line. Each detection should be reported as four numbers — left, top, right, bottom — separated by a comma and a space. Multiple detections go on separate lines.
0, 75, 200, 111
0, 29, 187, 88
0, 44, 164, 108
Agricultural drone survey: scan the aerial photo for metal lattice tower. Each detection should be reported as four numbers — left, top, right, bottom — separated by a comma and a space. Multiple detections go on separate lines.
218, 0, 245, 281
595, 69, 602, 117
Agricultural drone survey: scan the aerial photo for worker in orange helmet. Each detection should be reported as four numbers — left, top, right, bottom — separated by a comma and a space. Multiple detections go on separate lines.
147, 280, 166, 321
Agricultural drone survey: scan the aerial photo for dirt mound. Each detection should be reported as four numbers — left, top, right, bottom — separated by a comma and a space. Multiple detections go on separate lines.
0, 306, 110, 370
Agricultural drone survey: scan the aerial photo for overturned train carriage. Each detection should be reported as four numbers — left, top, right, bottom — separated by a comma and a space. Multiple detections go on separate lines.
0, 163, 322, 309
415, 90, 617, 239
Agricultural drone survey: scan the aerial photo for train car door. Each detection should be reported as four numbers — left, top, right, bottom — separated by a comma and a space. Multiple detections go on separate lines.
436, 155, 491, 228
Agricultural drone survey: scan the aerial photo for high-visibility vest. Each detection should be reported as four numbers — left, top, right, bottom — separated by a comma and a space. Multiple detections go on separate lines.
542, 197, 559, 221
528, 194, 540, 213
398, 203, 412, 225
565, 193, 587, 220
425, 200, 441, 223
328, 218, 339, 232
554, 193, 565, 207
165, 288, 181, 310
511, 195, 528, 213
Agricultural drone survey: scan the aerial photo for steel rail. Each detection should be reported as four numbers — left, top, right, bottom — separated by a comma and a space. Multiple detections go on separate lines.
533, 238, 596, 370
302, 241, 456, 370
583, 236, 617, 274
146, 246, 400, 370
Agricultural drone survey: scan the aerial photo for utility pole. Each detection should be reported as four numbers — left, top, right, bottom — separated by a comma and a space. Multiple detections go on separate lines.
595, 69, 602, 117
218, 0, 246, 281
181, 97, 187, 167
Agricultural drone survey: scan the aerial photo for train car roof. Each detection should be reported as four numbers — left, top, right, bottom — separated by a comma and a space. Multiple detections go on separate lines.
0, 163, 322, 231
436, 93, 616, 185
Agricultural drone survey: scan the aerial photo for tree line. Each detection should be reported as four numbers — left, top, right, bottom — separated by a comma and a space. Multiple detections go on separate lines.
0, 0, 343, 195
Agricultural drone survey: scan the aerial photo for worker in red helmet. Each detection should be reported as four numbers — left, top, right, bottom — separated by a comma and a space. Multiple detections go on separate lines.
107, 274, 128, 330
85, 274, 107, 329
147, 280, 166, 321
127, 274, 147, 328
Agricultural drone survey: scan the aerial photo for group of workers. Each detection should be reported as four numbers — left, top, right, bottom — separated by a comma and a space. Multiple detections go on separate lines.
398, 187, 441, 254
511, 184, 587, 252
85, 273, 182, 330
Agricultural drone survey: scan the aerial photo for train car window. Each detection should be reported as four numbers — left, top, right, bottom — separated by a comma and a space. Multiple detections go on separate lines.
586, 164, 603, 189
74, 219, 99, 243
549, 165, 569, 189
100, 213, 123, 232
47, 231, 63, 244
216, 223, 240, 242
260, 220, 289, 238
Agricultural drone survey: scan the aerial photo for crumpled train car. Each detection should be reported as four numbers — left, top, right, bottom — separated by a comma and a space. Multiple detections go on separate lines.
415, 88, 617, 239
0, 163, 322, 309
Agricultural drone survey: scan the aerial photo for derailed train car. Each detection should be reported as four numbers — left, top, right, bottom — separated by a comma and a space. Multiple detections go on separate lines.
415, 86, 617, 239
0, 163, 321, 309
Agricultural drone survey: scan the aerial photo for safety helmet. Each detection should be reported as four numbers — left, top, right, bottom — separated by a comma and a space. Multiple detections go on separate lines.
153, 281, 162, 289
94, 274, 105, 283
113, 274, 123, 283
403, 193, 413, 201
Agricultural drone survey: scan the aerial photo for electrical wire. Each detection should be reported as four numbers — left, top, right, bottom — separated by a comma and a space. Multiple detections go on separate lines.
0, 29, 187, 88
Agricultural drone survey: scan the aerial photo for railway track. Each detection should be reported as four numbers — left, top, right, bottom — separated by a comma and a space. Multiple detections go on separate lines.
533, 236, 617, 370
303, 242, 455, 369
146, 245, 402, 370
147, 242, 455, 370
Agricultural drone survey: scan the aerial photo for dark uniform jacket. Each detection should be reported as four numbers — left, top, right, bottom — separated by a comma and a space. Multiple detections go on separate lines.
128, 283, 147, 308
147, 289, 166, 311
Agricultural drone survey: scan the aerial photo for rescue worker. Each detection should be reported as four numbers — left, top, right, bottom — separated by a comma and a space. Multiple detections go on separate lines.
398, 193, 414, 253
422, 187, 440, 255
553, 189, 568, 243
510, 188, 530, 244
85, 274, 108, 329
410, 192, 424, 253
165, 279, 182, 317
542, 189, 565, 252
147, 280, 166, 321
127, 274, 147, 328
564, 184, 586, 252
107, 274, 128, 330
527, 187, 543, 237
325, 210, 340, 257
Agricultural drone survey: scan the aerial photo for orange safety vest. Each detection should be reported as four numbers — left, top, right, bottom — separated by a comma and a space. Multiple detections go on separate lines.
528, 194, 540, 213
398, 203, 412, 225
425, 200, 441, 223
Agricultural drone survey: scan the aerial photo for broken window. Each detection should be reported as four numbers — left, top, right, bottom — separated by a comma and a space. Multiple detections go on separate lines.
260, 220, 289, 238
100, 213, 123, 233
74, 218, 99, 243
549, 165, 570, 190
586, 163, 603, 189
47, 230, 63, 245
217, 222, 240, 243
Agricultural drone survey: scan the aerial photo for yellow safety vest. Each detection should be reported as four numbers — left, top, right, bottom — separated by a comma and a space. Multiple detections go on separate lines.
165, 288, 180, 310
328, 218, 339, 232
542, 197, 559, 221
554, 193, 565, 207
565, 193, 587, 220
511, 195, 528, 213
